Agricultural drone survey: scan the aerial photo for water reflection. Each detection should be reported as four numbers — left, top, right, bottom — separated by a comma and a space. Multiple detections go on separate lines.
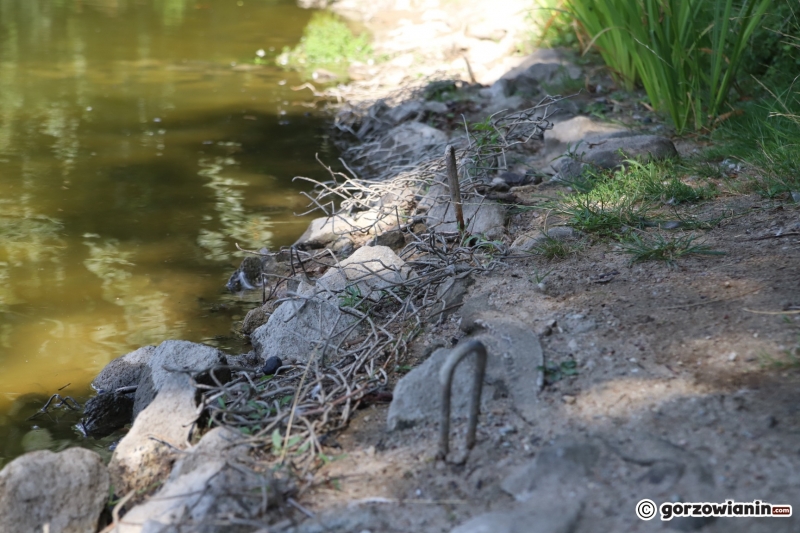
0, 0, 333, 466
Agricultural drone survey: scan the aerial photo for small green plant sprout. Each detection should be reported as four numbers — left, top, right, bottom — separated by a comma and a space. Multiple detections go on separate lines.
270, 428, 305, 456
338, 284, 363, 308
463, 233, 507, 260
530, 266, 553, 285
538, 360, 579, 385
470, 116, 502, 148
619, 232, 724, 266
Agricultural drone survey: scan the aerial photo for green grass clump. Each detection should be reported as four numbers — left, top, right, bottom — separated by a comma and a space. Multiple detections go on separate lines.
556, 160, 716, 236
619, 232, 724, 265
563, 0, 772, 132
710, 86, 800, 199
278, 12, 371, 76
530, 233, 584, 259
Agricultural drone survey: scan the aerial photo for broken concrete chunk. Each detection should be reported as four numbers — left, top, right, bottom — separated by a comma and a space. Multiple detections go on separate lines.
251, 297, 359, 365
388, 316, 543, 430
92, 345, 156, 392
133, 340, 229, 418
381, 122, 448, 153
114, 427, 278, 533
294, 215, 360, 250
0, 448, 109, 533
387, 346, 495, 431
426, 197, 506, 240
314, 245, 413, 301
557, 135, 678, 181
107, 341, 231, 497
450, 499, 582, 533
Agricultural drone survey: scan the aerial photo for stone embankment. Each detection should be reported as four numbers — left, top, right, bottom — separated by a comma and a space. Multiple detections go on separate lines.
8, 1, 791, 532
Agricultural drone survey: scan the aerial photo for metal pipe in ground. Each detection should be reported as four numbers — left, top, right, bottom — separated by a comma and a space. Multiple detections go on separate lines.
445, 145, 466, 234
437, 339, 487, 461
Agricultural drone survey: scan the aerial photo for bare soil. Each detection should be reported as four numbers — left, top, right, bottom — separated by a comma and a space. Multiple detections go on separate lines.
290, 178, 799, 532
277, 2, 800, 531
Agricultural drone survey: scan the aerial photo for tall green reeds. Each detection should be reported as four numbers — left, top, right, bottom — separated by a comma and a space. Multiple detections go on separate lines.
565, 0, 773, 133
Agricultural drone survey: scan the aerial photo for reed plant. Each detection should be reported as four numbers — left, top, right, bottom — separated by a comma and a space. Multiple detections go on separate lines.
565, 0, 773, 132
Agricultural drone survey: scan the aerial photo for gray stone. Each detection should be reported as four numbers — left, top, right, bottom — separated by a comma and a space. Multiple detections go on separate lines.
80, 390, 135, 438
381, 122, 448, 153
133, 340, 229, 418
501, 439, 602, 501
114, 427, 278, 533
294, 215, 359, 250
387, 100, 424, 124
369, 228, 406, 251
285, 506, 390, 533
544, 115, 630, 161
0, 448, 109, 533
388, 316, 543, 430
314, 245, 413, 302
426, 197, 506, 240
468, 317, 545, 424
458, 291, 499, 332
423, 100, 449, 114
92, 345, 156, 392
481, 78, 511, 100
255, 248, 410, 364
251, 297, 358, 365
483, 94, 525, 116
501, 49, 582, 87
557, 135, 678, 181
108, 341, 229, 497
605, 432, 716, 491
429, 272, 474, 323
451, 499, 582, 533
387, 346, 494, 431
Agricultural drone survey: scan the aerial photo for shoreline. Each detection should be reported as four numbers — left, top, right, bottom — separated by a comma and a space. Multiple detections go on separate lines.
3, 1, 800, 532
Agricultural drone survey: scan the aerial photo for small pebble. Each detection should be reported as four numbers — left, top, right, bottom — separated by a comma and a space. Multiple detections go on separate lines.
563, 395, 576, 404
261, 355, 282, 375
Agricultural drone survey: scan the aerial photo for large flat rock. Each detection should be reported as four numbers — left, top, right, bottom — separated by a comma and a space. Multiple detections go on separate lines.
251, 297, 360, 365
253, 246, 411, 365
426, 197, 506, 240
133, 340, 229, 418
92, 345, 156, 392
108, 341, 229, 497
387, 316, 543, 430
557, 134, 679, 181
114, 427, 277, 533
0, 448, 109, 533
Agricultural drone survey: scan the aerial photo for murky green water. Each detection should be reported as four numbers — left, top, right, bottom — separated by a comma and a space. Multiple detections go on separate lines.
0, 0, 335, 465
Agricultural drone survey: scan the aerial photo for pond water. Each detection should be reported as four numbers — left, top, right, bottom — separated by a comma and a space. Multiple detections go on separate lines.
0, 0, 335, 466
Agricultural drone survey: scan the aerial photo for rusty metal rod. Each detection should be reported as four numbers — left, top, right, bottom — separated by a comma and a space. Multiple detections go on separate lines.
437, 339, 487, 460
445, 145, 466, 234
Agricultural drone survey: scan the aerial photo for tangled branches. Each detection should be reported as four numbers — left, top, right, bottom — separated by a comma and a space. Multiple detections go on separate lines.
194, 100, 562, 476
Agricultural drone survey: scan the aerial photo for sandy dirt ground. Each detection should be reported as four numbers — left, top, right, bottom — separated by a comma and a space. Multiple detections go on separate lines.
275, 1, 800, 532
